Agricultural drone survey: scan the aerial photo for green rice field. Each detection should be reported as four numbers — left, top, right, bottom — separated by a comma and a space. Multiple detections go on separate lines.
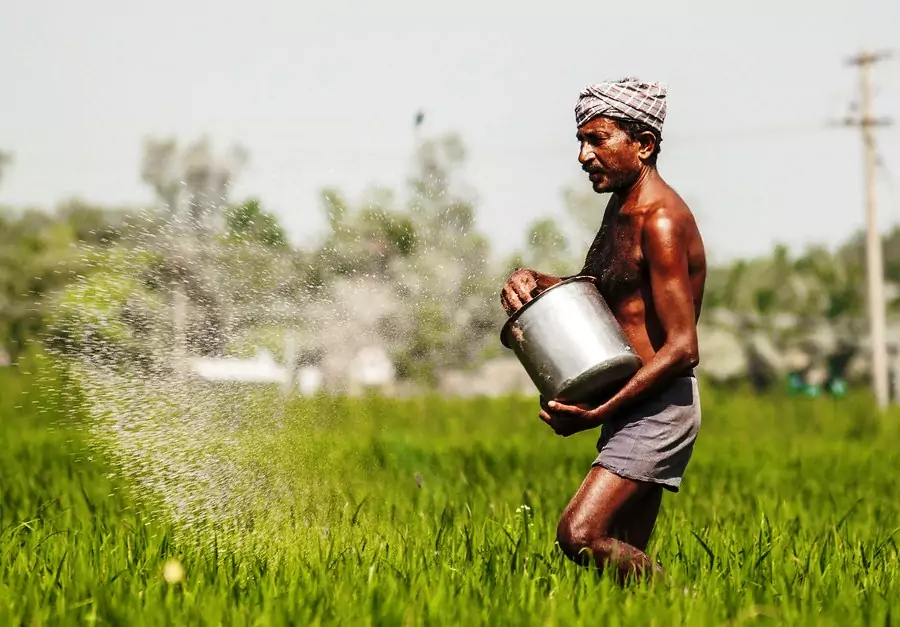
1, 359, 899, 626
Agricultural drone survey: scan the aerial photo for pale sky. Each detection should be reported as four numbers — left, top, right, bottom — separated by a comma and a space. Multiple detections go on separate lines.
2, 0, 899, 266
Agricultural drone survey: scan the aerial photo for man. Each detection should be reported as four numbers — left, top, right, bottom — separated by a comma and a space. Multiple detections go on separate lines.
500, 77, 707, 583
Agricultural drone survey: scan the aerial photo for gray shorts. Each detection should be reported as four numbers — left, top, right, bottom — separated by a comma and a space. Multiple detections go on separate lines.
592, 372, 701, 493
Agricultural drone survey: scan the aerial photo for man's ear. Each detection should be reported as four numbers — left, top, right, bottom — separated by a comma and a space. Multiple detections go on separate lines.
636, 131, 658, 161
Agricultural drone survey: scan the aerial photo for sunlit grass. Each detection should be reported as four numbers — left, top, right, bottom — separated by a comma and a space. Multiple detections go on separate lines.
1, 364, 898, 625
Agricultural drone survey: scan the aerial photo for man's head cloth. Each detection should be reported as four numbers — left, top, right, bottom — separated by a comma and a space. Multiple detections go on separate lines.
574, 77, 667, 136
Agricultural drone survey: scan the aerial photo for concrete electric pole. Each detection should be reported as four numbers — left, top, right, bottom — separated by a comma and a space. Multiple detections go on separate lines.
844, 50, 893, 409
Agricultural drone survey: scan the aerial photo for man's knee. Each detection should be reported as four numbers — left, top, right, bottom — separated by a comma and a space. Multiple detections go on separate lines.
556, 516, 611, 565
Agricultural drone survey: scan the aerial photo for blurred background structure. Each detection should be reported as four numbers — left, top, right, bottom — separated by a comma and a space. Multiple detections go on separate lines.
1, 0, 898, 403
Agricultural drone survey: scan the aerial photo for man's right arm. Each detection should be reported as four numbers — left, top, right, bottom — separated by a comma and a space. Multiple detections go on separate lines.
500, 268, 544, 315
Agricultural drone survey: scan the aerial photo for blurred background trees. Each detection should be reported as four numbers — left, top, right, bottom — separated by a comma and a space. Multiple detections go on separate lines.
1, 129, 897, 393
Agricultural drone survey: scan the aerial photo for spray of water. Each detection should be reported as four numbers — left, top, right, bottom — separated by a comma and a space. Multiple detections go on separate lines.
37, 153, 512, 553
34, 204, 310, 551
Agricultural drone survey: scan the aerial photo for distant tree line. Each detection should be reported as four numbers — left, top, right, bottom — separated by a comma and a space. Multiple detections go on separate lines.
0, 134, 895, 384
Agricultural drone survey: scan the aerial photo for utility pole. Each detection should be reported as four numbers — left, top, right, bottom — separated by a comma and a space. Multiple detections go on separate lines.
844, 50, 893, 409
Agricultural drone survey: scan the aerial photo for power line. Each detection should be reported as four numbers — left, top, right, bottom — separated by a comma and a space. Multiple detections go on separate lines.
667, 122, 840, 144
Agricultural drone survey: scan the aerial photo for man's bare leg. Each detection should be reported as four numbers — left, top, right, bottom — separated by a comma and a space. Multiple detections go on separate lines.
556, 466, 664, 583
610, 484, 663, 551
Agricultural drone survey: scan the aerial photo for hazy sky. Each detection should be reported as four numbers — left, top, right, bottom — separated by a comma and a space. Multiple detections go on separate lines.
3, 0, 899, 266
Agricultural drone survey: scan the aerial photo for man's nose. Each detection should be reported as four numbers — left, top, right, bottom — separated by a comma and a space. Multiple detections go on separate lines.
577, 143, 592, 164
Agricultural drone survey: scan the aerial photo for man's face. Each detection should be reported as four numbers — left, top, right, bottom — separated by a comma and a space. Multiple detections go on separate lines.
576, 116, 643, 194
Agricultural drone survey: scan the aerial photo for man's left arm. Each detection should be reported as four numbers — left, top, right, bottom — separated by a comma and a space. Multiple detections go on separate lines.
547, 209, 699, 426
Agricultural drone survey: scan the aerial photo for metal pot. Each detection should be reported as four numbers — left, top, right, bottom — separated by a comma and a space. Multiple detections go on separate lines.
500, 276, 641, 402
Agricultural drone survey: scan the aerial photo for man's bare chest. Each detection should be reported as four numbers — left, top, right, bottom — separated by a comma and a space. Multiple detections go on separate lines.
583, 222, 645, 302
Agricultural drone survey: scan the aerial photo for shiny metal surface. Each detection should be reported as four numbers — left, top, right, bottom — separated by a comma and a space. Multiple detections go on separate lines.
500, 276, 642, 402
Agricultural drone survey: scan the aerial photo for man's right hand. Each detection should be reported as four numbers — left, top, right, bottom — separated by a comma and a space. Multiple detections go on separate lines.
500, 269, 561, 316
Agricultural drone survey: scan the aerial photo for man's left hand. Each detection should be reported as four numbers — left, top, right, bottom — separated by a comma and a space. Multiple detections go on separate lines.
538, 397, 611, 437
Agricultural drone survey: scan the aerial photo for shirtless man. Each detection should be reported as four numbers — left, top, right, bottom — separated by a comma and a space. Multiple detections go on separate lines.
500, 77, 707, 583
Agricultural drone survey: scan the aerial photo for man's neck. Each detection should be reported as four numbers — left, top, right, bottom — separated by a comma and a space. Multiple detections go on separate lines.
613, 165, 660, 208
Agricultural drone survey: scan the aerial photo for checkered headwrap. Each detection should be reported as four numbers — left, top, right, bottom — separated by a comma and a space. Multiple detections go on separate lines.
574, 77, 667, 135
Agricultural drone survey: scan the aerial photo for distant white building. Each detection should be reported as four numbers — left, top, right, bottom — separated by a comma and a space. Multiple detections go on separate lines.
347, 345, 395, 390
187, 349, 289, 384
296, 365, 325, 396
186, 347, 328, 396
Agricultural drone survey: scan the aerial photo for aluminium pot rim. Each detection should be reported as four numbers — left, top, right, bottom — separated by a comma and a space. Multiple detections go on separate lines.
499, 275, 598, 349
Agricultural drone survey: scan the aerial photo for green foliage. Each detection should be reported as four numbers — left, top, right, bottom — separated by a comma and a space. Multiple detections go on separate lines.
2, 366, 899, 624
56, 199, 127, 246
393, 302, 450, 383
44, 248, 170, 365
302, 134, 506, 383
703, 240, 869, 322
225, 198, 287, 249
0, 204, 125, 363
226, 324, 291, 361
360, 208, 417, 258
517, 217, 577, 278
314, 188, 411, 277
8, 128, 900, 389
54, 270, 140, 343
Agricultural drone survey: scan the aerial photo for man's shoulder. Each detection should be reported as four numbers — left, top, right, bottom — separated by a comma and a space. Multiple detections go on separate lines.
642, 202, 693, 236
637, 176, 689, 213
639, 196, 701, 258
